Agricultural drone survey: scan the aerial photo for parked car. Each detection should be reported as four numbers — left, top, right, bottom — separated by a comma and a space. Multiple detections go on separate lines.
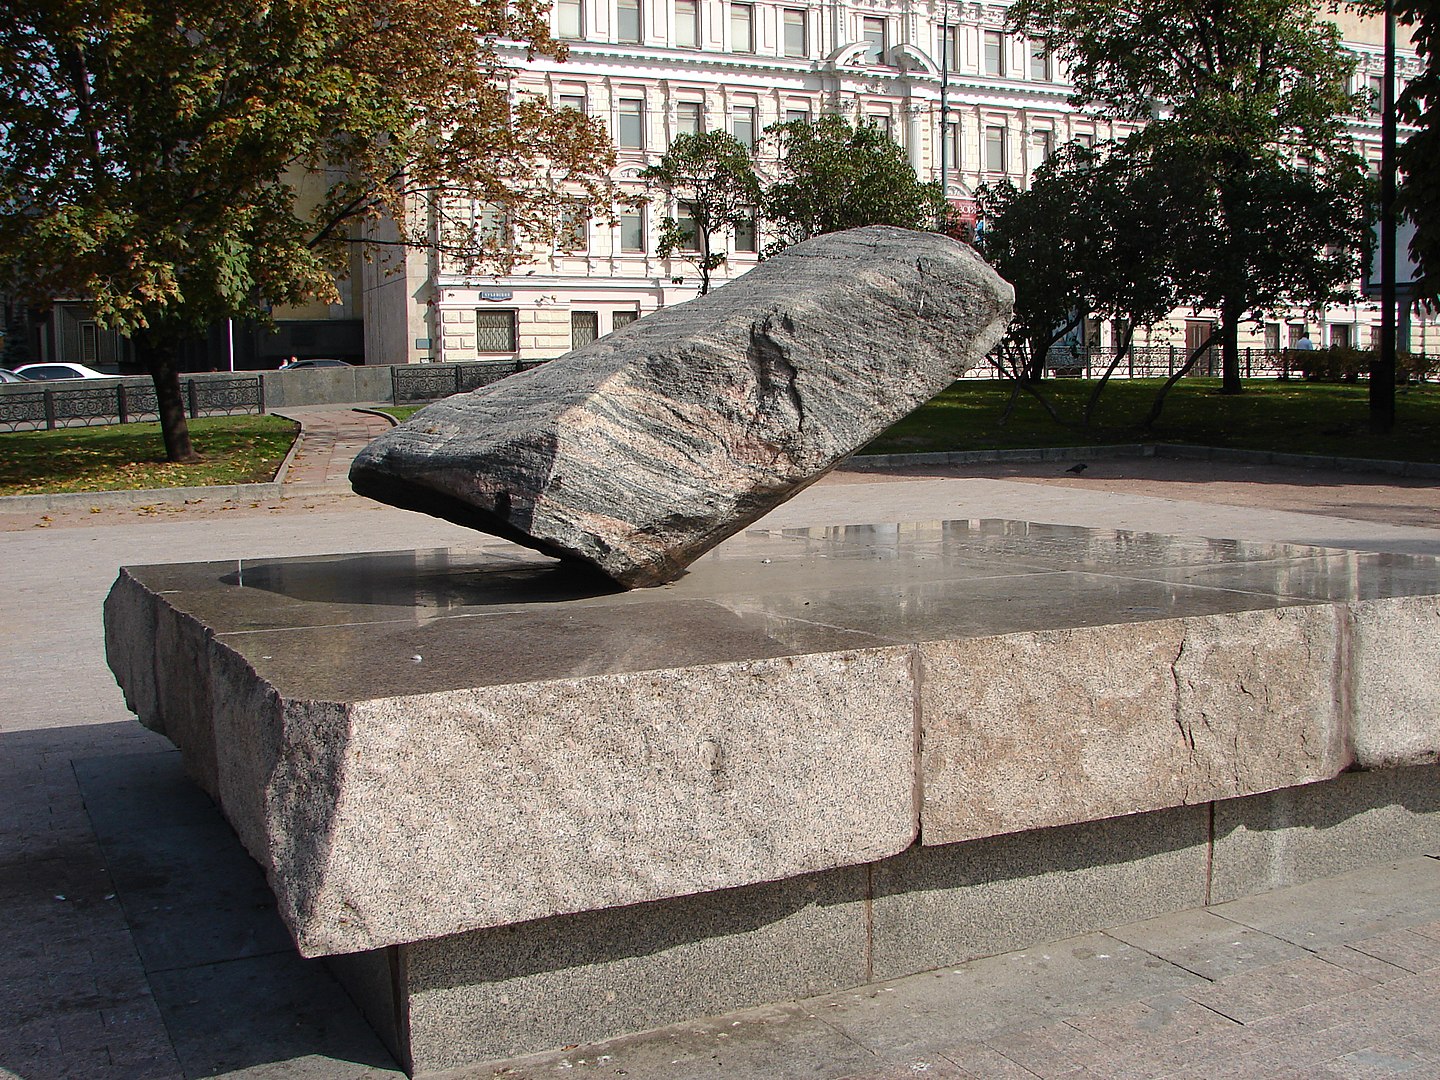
278, 358, 354, 370
0, 368, 32, 383
14, 362, 114, 380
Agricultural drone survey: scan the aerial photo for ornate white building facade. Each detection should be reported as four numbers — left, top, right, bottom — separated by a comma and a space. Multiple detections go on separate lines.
360, 2, 1430, 368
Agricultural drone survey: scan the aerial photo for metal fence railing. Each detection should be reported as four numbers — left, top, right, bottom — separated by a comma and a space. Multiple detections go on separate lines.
0, 376, 264, 432
391, 359, 550, 404
967, 346, 1440, 382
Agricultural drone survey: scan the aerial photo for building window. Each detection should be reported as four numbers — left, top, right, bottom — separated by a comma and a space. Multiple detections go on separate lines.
612, 310, 641, 331
1028, 40, 1050, 80
866, 113, 892, 137
617, 98, 645, 149
557, 204, 588, 252
476, 310, 518, 352
676, 201, 701, 251
675, 0, 699, 48
1074, 130, 1094, 149
862, 17, 887, 64
1331, 324, 1352, 349
79, 322, 98, 364
617, 0, 642, 43
676, 101, 704, 136
1033, 129, 1053, 163
1368, 74, 1386, 115
785, 105, 811, 123
557, 92, 587, 114
732, 105, 756, 149
731, 3, 754, 53
984, 124, 1006, 172
782, 9, 807, 57
938, 24, 962, 72
557, 0, 585, 39
942, 121, 961, 170
983, 30, 1005, 77
571, 311, 600, 349
620, 210, 646, 252
734, 211, 758, 253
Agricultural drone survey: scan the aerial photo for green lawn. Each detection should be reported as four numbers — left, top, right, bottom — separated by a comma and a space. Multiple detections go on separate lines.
0, 415, 299, 496
863, 379, 1440, 463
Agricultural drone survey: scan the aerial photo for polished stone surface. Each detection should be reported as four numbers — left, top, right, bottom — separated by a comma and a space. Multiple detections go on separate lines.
104, 520, 1440, 961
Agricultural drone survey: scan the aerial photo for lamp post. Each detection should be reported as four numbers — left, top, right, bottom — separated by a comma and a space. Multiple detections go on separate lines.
939, 1, 951, 196
1373, 0, 1397, 432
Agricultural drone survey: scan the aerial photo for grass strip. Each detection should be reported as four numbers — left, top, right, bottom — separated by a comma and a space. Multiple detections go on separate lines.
0, 415, 299, 496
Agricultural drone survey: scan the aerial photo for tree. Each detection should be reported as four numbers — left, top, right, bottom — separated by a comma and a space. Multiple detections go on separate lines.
1396, 0, 1440, 301
0, 0, 616, 461
1010, 0, 1370, 394
640, 131, 761, 296
760, 116, 948, 254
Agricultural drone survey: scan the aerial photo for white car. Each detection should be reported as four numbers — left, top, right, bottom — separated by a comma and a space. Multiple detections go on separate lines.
14, 362, 114, 381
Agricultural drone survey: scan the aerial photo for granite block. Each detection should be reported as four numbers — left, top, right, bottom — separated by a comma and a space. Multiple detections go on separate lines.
1350, 596, 1440, 768
869, 804, 1210, 981
918, 607, 1348, 845
1209, 766, 1440, 903
401, 865, 870, 1070
237, 647, 915, 957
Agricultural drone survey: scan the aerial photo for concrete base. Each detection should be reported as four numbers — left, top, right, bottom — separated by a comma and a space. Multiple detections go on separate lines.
334, 766, 1440, 1074
102, 520, 1440, 1075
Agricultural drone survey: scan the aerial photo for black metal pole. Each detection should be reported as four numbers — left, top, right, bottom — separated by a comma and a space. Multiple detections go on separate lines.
1372, 0, 1397, 432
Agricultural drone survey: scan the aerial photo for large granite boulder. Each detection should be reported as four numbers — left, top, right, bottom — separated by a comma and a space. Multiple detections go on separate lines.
351, 225, 1013, 587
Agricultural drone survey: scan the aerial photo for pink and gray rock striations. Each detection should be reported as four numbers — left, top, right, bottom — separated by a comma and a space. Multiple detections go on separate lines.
350, 225, 1014, 587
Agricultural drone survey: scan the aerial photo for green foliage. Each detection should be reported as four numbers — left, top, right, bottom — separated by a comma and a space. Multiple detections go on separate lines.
0, 0, 617, 459
641, 131, 761, 294
1396, 0, 1440, 300
760, 117, 947, 254
1009, 0, 1371, 393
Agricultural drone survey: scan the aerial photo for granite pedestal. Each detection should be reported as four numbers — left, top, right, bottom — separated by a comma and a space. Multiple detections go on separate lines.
104, 520, 1440, 1075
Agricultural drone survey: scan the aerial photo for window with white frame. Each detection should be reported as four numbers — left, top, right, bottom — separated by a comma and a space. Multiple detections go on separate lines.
866, 113, 892, 137
937, 24, 962, 72
942, 121, 961, 170
676, 201, 701, 251
675, 0, 699, 48
676, 101, 704, 135
1032, 129, 1053, 163
784, 104, 811, 123
1074, 130, 1094, 149
732, 105, 756, 148
557, 0, 585, 39
862, 17, 887, 64
617, 0, 642, 42
1028, 40, 1050, 80
984, 124, 1006, 172
476, 310, 518, 352
617, 98, 645, 148
557, 91, 587, 114
731, 3, 754, 52
557, 203, 588, 252
782, 9, 807, 57
1368, 74, 1386, 115
983, 30, 1005, 77
734, 209, 758, 253
620, 210, 646, 252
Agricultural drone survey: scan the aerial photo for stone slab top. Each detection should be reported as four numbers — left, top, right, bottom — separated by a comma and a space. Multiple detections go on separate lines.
121, 519, 1440, 705
106, 520, 1440, 955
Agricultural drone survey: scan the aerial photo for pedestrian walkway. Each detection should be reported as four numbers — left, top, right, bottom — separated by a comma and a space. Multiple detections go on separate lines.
271, 406, 395, 485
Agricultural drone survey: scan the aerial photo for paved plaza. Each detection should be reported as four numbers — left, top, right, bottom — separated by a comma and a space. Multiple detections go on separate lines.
2, 411, 1439, 1078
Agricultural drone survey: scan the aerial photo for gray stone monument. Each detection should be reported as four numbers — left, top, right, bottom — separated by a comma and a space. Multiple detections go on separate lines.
351, 226, 1013, 586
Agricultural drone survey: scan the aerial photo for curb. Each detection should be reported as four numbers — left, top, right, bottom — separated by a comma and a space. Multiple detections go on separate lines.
845, 443, 1440, 480
0, 480, 358, 513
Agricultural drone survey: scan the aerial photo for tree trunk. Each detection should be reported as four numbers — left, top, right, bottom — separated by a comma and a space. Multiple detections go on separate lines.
1219, 295, 1244, 395
135, 330, 202, 463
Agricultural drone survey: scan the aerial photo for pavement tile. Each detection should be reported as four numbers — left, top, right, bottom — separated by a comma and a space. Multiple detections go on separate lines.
1060, 992, 1241, 1062
1347, 928, 1440, 974
1103, 910, 1310, 980
831, 1052, 986, 1079
1309, 942, 1417, 982
982, 1020, 1105, 1077
1182, 955, 1380, 1025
